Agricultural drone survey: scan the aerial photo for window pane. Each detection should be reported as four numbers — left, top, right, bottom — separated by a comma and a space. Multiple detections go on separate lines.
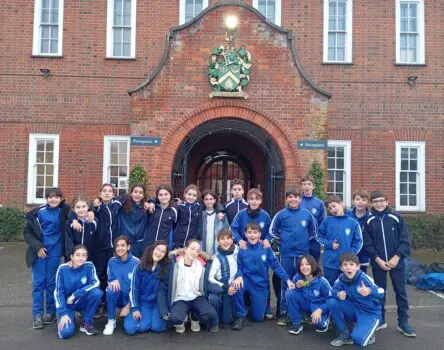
46, 164, 54, 175
37, 141, 45, 151
400, 172, 407, 182
119, 166, 127, 177
110, 177, 118, 187
336, 158, 344, 169
408, 172, 416, 182
328, 158, 335, 169
328, 147, 335, 158
45, 152, 54, 163
119, 141, 128, 153
124, 0, 131, 12
46, 141, 54, 152
110, 166, 118, 177
111, 153, 118, 164
36, 188, 44, 199
410, 159, 417, 171
123, 28, 131, 42
410, 148, 418, 158
42, 9, 50, 23
336, 182, 343, 193
409, 195, 417, 206
46, 175, 53, 187
409, 183, 416, 195
327, 181, 335, 193
36, 152, 45, 163
336, 171, 343, 181
37, 165, 45, 175
400, 183, 407, 194
400, 18, 408, 32
53, 0, 59, 10
50, 39, 58, 53
113, 43, 122, 56
119, 153, 127, 165
328, 170, 335, 180
337, 48, 345, 61
401, 160, 409, 170
123, 43, 130, 57
37, 176, 45, 187
400, 195, 407, 206
336, 147, 344, 158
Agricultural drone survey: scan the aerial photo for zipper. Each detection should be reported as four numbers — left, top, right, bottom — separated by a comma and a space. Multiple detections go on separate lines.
183, 205, 192, 245
379, 217, 388, 261
155, 208, 164, 241
106, 204, 113, 248
81, 221, 85, 245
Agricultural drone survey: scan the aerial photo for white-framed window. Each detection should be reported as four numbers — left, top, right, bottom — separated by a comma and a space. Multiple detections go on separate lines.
103, 136, 130, 196
179, 0, 208, 24
32, 0, 64, 56
395, 142, 425, 211
106, 0, 137, 58
323, 0, 353, 63
396, 0, 425, 64
27, 134, 60, 204
253, 0, 281, 26
327, 140, 351, 206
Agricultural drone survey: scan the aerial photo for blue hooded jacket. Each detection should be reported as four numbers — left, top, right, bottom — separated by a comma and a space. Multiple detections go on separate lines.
173, 201, 202, 247
107, 253, 140, 305
300, 194, 326, 227
268, 206, 317, 258
118, 201, 149, 257
230, 208, 271, 243
94, 198, 123, 250
144, 204, 178, 248
65, 218, 97, 257
224, 198, 248, 225
346, 208, 371, 265
291, 273, 331, 312
317, 215, 363, 270
129, 262, 163, 312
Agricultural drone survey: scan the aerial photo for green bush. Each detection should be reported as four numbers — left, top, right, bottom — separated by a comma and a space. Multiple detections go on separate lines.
405, 214, 444, 250
128, 164, 149, 189
0, 207, 25, 241
308, 160, 327, 200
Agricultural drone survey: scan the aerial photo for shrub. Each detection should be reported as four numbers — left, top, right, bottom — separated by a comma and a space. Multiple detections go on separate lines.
128, 164, 149, 189
0, 207, 25, 241
308, 160, 327, 200
405, 214, 444, 250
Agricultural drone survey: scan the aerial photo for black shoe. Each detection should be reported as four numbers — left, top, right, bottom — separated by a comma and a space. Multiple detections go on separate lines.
43, 313, 56, 325
33, 315, 44, 329
80, 323, 99, 336
232, 318, 246, 330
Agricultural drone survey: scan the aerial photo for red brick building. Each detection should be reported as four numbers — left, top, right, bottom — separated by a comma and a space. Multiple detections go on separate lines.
1, 0, 442, 215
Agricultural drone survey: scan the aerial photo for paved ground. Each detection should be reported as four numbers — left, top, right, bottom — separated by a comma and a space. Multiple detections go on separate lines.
1, 242, 443, 350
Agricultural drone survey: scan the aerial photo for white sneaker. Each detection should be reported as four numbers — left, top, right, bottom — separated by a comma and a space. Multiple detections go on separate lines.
191, 320, 201, 332
174, 323, 186, 334
103, 319, 116, 335
376, 322, 387, 331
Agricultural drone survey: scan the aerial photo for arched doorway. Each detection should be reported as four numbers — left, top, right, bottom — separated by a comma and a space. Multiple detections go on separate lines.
172, 118, 285, 215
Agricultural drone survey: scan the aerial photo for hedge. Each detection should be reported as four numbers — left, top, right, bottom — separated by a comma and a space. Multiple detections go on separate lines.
405, 214, 444, 250
0, 207, 25, 241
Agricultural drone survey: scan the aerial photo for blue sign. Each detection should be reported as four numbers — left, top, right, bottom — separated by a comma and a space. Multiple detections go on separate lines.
130, 136, 162, 146
297, 140, 328, 150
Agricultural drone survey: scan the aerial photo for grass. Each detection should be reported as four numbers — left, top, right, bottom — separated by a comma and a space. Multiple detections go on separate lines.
412, 250, 444, 264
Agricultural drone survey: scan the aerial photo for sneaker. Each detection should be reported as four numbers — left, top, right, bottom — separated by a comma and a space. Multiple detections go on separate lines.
330, 333, 354, 347
288, 323, 303, 335
43, 313, 56, 325
32, 315, 44, 329
265, 304, 274, 320
174, 323, 186, 334
209, 324, 219, 333
231, 318, 246, 331
93, 307, 103, 320
80, 323, 99, 336
302, 313, 313, 324
316, 324, 329, 333
376, 322, 387, 331
191, 320, 201, 332
397, 322, 417, 338
103, 319, 116, 335
367, 333, 376, 345
277, 315, 288, 327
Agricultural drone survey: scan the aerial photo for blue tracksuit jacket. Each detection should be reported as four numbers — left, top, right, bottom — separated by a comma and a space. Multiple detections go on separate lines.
129, 262, 162, 312
300, 194, 326, 227
346, 208, 371, 266
118, 201, 149, 256
94, 198, 123, 250
54, 261, 100, 316
363, 207, 411, 265
268, 206, 317, 258
236, 242, 290, 288
173, 202, 202, 247
291, 273, 332, 312
317, 215, 363, 270
231, 208, 271, 243
65, 218, 97, 257
107, 253, 140, 304
224, 198, 248, 225
144, 204, 178, 247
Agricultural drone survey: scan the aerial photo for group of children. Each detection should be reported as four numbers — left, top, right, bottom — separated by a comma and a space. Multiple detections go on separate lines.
24, 177, 416, 346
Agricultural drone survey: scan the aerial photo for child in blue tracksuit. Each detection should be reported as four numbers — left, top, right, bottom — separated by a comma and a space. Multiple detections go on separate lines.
346, 190, 372, 273
103, 236, 140, 335
24, 187, 71, 329
317, 195, 363, 286
143, 185, 178, 249
268, 188, 316, 325
224, 178, 248, 225
363, 191, 416, 337
300, 176, 326, 262
208, 229, 239, 325
285, 254, 331, 335
124, 240, 169, 335
54, 245, 102, 338
327, 253, 384, 347
118, 184, 149, 258
231, 223, 295, 330
65, 196, 97, 259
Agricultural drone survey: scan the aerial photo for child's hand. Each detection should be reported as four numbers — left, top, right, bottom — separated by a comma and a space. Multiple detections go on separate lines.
72, 219, 82, 232
311, 308, 323, 324
67, 295, 75, 304
387, 255, 400, 269
145, 202, 155, 213
108, 280, 120, 292
262, 239, 271, 249
287, 280, 296, 290
228, 286, 237, 296
93, 198, 101, 208
358, 281, 371, 297
86, 211, 95, 223
132, 310, 142, 320
296, 280, 305, 288
239, 240, 247, 250
162, 313, 170, 320
233, 277, 243, 290
120, 304, 130, 317
332, 240, 339, 250
58, 315, 72, 331
217, 212, 225, 221
37, 247, 47, 259
375, 257, 391, 271
337, 291, 347, 300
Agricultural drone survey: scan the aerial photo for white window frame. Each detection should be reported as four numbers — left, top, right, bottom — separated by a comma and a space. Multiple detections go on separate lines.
106, 0, 137, 58
323, 0, 353, 63
327, 140, 352, 207
27, 134, 60, 204
179, 0, 209, 25
32, 0, 64, 56
103, 136, 131, 195
396, 0, 425, 64
395, 141, 425, 212
253, 0, 282, 26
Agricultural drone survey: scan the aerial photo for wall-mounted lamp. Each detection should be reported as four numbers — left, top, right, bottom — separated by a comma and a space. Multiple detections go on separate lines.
225, 15, 238, 50
40, 68, 51, 79
407, 75, 417, 87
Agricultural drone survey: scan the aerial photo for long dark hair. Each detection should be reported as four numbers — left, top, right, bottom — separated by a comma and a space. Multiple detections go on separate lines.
140, 240, 169, 279
297, 254, 322, 277
123, 183, 146, 214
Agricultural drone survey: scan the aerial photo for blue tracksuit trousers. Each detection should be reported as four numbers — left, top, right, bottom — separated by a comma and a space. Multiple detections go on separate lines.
57, 288, 103, 339
169, 296, 218, 328
279, 256, 299, 315
233, 278, 268, 321
285, 290, 330, 329
327, 298, 380, 347
309, 240, 321, 262
324, 267, 341, 286
32, 255, 61, 317
105, 289, 128, 321
208, 290, 234, 325
124, 304, 165, 334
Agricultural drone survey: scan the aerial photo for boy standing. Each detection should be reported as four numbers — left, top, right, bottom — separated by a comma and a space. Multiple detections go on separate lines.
224, 179, 248, 225
300, 176, 326, 261
327, 253, 384, 347
231, 223, 294, 330
346, 190, 372, 273
268, 189, 316, 326
317, 195, 363, 286
363, 191, 416, 337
